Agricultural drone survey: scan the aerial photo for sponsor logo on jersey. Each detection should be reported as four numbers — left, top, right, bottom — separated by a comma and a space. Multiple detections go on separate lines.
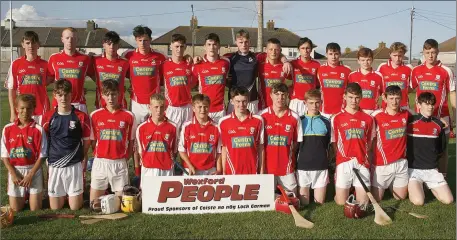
228, 130, 236, 134
133, 66, 155, 76
100, 129, 123, 141
97, 66, 104, 69
231, 136, 254, 148
267, 135, 288, 146
295, 74, 313, 84
99, 72, 121, 82
419, 81, 439, 91
265, 78, 282, 87
323, 79, 344, 88
58, 68, 82, 79
21, 74, 42, 85
146, 141, 167, 152
190, 142, 212, 154
205, 75, 224, 85
385, 127, 406, 139
10, 147, 32, 159
266, 125, 273, 129
386, 81, 405, 89
169, 76, 187, 86
362, 89, 373, 99
69, 121, 76, 129
345, 128, 364, 140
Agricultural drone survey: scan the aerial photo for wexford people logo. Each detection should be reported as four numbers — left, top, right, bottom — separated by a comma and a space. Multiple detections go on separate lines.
69, 121, 76, 129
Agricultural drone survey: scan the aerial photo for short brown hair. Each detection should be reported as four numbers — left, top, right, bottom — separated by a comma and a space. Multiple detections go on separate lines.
150, 93, 165, 103
192, 94, 211, 105
417, 92, 436, 105
15, 94, 36, 109
345, 82, 362, 96
305, 89, 321, 100
384, 85, 402, 97
389, 42, 408, 54
62, 27, 77, 34
171, 33, 186, 44
22, 31, 40, 44
101, 79, 119, 95
423, 39, 439, 50
236, 29, 250, 40
53, 79, 72, 95
271, 83, 288, 94
357, 47, 373, 59
326, 42, 341, 53
230, 86, 250, 99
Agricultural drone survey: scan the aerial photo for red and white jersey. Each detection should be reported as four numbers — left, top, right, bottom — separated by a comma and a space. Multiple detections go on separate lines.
92, 54, 129, 109
372, 109, 409, 166
348, 69, 383, 111
411, 61, 455, 118
192, 56, 230, 112
90, 108, 136, 159
48, 51, 92, 105
258, 61, 289, 110
317, 63, 352, 115
178, 117, 221, 170
160, 58, 193, 107
290, 58, 320, 100
219, 112, 264, 175
123, 49, 166, 104
259, 107, 303, 176
331, 109, 375, 168
0, 120, 47, 166
7, 56, 51, 116
136, 117, 177, 170
377, 60, 412, 108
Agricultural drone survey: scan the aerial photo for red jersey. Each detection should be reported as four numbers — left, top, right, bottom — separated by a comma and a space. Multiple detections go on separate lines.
259, 107, 302, 176
136, 117, 177, 170
92, 54, 129, 109
0, 120, 47, 166
123, 49, 166, 104
372, 109, 409, 166
411, 61, 455, 118
317, 63, 352, 115
90, 108, 136, 159
192, 56, 230, 112
348, 69, 383, 111
331, 109, 375, 168
219, 112, 264, 175
258, 61, 289, 110
7, 56, 51, 116
48, 51, 92, 105
377, 60, 412, 108
178, 117, 221, 170
290, 58, 320, 100
161, 58, 193, 107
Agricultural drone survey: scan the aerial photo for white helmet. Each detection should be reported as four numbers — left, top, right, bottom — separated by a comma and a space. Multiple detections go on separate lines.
90, 194, 121, 214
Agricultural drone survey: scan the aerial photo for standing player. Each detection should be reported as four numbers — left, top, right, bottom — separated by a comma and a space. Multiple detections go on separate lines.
259, 83, 301, 193
348, 47, 383, 115
48, 27, 93, 113
1, 94, 47, 211
161, 34, 193, 132
258, 38, 291, 111
317, 43, 352, 119
7, 31, 51, 125
411, 39, 456, 177
89, 80, 136, 201
289, 37, 321, 116
42, 79, 91, 210
192, 33, 230, 123
92, 31, 129, 109
377, 42, 412, 110
136, 94, 178, 183
296, 89, 331, 205
179, 94, 222, 175
219, 86, 265, 175
331, 83, 375, 205
371, 86, 409, 201
407, 92, 453, 205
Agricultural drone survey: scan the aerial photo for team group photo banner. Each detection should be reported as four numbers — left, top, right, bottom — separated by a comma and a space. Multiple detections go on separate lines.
142, 174, 275, 214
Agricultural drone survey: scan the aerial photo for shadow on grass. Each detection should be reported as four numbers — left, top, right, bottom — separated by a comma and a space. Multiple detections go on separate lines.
12, 215, 47, 226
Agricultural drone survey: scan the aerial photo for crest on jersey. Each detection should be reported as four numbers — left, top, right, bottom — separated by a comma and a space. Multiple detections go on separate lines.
151, 59, 156, 65
164, 134, 170, 140
433, 128, 438, 135
119, 121, 125, 128
360, 121, 366, 127
402, 118, 406, 125
40, 68, 44, 73
285, 124, 291, 132
401, 74, 406, 80
370, 80, 375, 87
250, 127, 255, 134
186, 69, 191, 75
436, 75, 440, 80
78, 61, 83, 67
27, 136, 33, 144
209, 135, 215, 141
340, 73, 345, 79
9, 138, 14, 143
248, 57, 253, 62
222, 67, 226, 73
118, 66, 122, 72
312, 68, 316, 74
69, 121, 76, 129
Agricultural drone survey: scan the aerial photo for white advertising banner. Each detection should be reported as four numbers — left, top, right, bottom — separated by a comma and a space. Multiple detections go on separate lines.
142, 174, 275, 214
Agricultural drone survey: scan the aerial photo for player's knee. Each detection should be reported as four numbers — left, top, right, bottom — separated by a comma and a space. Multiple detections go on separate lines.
334, 197, 346, 206
440, 195, 454, 205
409, 197, 424, 206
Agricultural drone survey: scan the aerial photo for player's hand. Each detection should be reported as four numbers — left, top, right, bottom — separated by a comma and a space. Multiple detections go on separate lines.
11, 172, 22, 186
440, 117, 449, 129
282, 62, 293, 76
184, 54, 193, 64
187, 165, 196, 175
193, 56, 203, 64
9, 111, 17, 123
19, 172, 34, 188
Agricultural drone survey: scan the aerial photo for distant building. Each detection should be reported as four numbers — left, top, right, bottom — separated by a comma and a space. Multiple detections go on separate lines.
438, 36, 456, 67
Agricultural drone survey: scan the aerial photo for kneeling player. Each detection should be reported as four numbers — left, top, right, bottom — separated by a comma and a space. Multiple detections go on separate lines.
296, 89, 331, 205
371, 86, 409, 201
179, 94, 222, 175
407, 92, 453, 205
1, 94, 46, 211
90, 80, 136, 201
136, 94, 178, 185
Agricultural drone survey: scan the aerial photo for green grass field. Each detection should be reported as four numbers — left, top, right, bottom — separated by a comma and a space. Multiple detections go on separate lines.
0, 81, 455, 239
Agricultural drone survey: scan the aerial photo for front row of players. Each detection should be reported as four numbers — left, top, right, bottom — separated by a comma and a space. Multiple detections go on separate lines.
2, 79, 453, 212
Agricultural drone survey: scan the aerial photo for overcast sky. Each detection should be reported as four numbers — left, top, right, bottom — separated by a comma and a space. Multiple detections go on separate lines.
1, 1, 455, 58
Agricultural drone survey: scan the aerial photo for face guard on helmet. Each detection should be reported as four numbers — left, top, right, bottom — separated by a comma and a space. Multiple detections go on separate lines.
344, 194, 368, 219
90, 194, 121, 214
0, 206, 14, 229
275, 192, 300, 214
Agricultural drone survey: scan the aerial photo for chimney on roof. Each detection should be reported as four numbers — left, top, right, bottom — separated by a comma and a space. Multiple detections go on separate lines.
345, 47, 352, 54
378, 41, 386, 49
190, 16, 198, 29
86, 20, 96, 31
4, 19, 16, 30
266, 20, 275, 31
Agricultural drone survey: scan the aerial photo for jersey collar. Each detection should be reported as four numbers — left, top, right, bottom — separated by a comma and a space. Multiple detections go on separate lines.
230, 111, 253, 120
192, 115, 213, 126
14, 118, 36, 128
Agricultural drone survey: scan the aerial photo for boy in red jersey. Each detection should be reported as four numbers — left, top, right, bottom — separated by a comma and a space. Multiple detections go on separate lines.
331, 83, 375, 205
1, 94, 47, 211
136, 94, 178, 185
179, 94, 222, 175
371, 85, 410, 201
259, 83, 302, 193
348, 48, 383, 115
317, 43, 352, 119
219, 86, 265, 175
7, 31, 51, 125
289, 37, 320, 116
89, 80, 136, 201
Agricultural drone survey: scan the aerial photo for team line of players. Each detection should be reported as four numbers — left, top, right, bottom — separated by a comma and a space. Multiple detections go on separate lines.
2, 25, 455, 212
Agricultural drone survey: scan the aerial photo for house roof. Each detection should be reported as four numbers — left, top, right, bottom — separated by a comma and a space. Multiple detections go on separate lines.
342, 42, 408, 60
0, 26, 134, 48
151, 26, 303, 47
439, 36, 456, 52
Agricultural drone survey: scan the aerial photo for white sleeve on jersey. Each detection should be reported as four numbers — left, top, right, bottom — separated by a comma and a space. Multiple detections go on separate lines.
0, 127, 8, 158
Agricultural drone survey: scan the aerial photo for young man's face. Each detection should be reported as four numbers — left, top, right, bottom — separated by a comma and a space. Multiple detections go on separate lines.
205, 39, 220, 58
192, 101, 210, 120
383, 94, 401, 111
149, 100, 166, 119
358, 56, 373, 70
236, 37, 250, 54
418, 102, 435, 117
54, 91, 72, 108
16, 100, 34, 121
390, 51, 405, 66
423, 48, 439, 65
270, 91, 287, 108
305, 97, 321, 115
135, 35, 151, 53
299, 42, 312, 59
326, 49, 341, 65
102, 91, 119, 108
231, 95, 249, 114
170, 41, 186, 58
103, 41, 120, 57
61, 30, 77, 51
266, 43, 281, 62
21, 39, 39, 56
344, 92, 361, 110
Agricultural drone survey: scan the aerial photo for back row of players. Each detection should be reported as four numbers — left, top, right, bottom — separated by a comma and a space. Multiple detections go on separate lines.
3, 25, 455, 212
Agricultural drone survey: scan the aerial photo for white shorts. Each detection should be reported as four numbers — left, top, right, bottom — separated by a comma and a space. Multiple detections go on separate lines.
297, 169, 329, 189
8, 165, 43, 197
48, 162, 83, 197
226, 100, 259, 115
209, 110, 225, 124
32, 115, 43, 125
372, 159, 409, 189
289, 99, 307, 117
166, 104, 192, 132
131, 99, 149, 125
71, 103, 88, 114
185, 167, 217, 176
141, 167, 174, 189
408, 168, 447, 189
274, 172, 297, 192
91, 158, 129, 192
335, 158, 370, 189
362, 109, 375, 115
